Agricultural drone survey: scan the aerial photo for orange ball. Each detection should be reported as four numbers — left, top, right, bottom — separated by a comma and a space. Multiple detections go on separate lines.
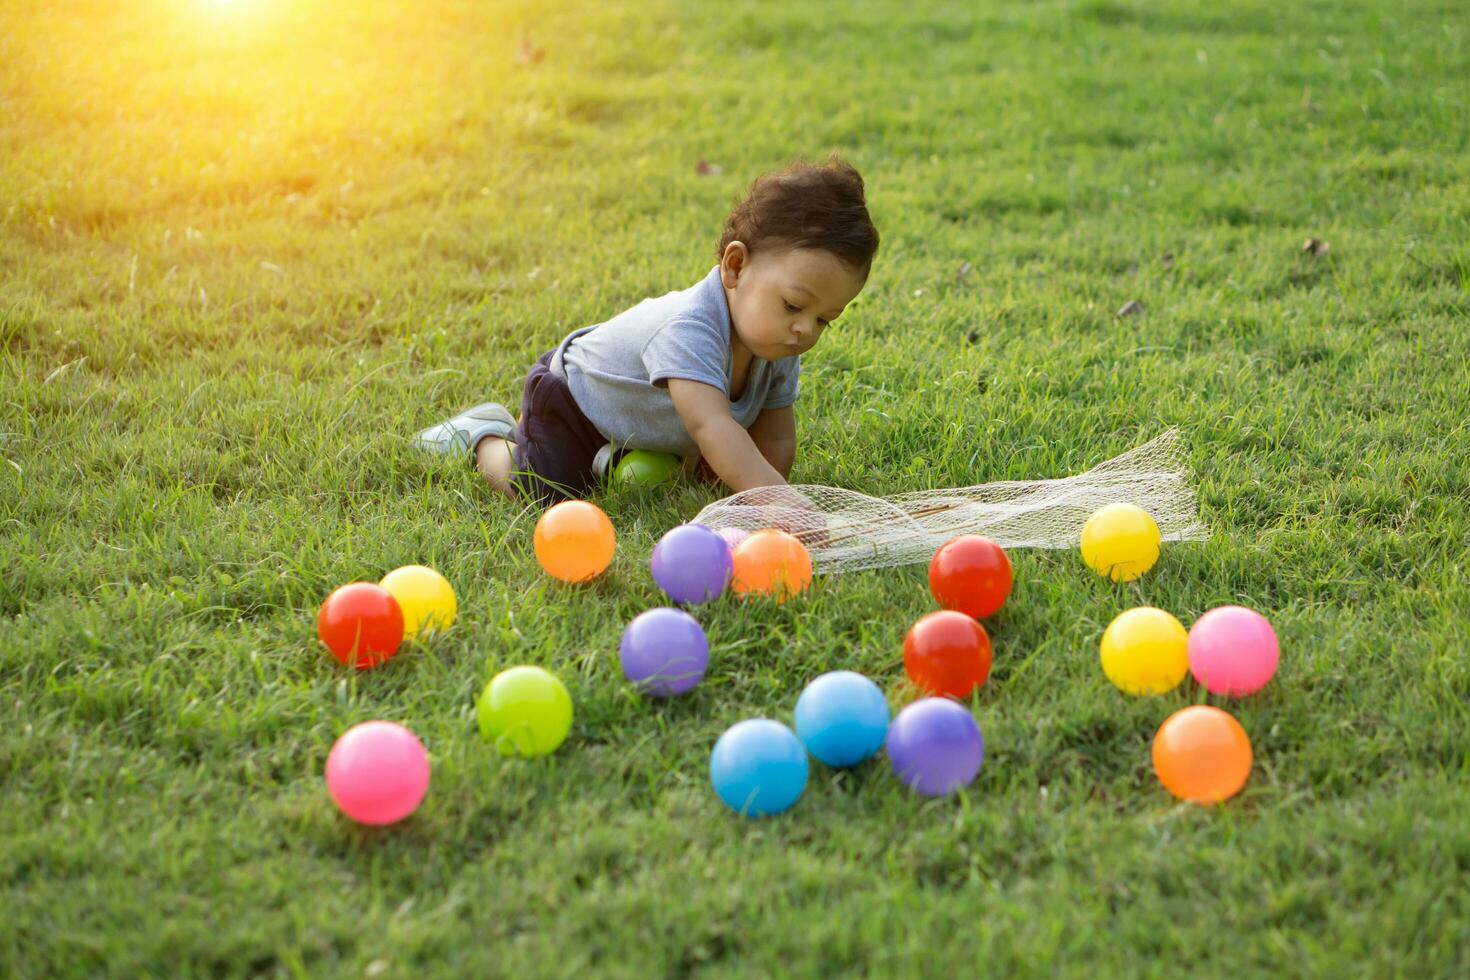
533, 500, 616, 583
1152, 705, 1253, 804
731, 529, 812, 602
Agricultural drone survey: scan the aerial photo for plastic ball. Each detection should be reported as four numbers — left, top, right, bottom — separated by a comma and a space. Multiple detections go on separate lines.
1188, 605, 1279, 697
317, 582, 405, 670
1152, 705, 1253, 804
794, 671, 890, 768
1099, 607, 1189, 695
534, 500, 616, 583
731, 529, 812, 602
476, 666, 573, 758
379, 564, 457, 640
325, 721, 430, 825
709, 719, 808, 817
929, 535, 1013, 619
715, 527, 751, 551
619, 607, 710, 697
651, 524, 732, 605
886, 698, 984, 797
1080, 502, 1161, 582
613, 449, 681, 487
903, 610, 993, 699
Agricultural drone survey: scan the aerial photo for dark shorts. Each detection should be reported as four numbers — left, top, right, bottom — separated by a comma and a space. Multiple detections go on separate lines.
510, 349, 606, 506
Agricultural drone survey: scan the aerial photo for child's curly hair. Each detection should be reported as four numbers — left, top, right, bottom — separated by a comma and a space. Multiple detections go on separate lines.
719, 156, 880, 276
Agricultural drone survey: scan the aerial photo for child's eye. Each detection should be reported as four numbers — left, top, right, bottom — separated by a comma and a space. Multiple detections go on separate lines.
784, 302, 800, 313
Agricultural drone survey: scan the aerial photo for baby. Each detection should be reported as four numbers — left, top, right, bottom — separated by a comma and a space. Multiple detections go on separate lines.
415, 157, 879, 506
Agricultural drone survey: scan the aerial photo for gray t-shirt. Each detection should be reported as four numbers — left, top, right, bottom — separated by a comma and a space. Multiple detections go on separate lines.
554, 266, 800, 457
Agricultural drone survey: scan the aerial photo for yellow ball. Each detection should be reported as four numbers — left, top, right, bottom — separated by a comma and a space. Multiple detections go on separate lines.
1099, 607, 1188, 695
379, 565, 457, 640
1080, 503, 1161, 582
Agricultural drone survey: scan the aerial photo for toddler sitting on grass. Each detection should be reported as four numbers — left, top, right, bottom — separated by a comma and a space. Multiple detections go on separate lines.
415, 157, 879, 507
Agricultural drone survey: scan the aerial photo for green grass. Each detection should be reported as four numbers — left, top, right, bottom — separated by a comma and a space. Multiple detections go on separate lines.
3, 0, 1469, 974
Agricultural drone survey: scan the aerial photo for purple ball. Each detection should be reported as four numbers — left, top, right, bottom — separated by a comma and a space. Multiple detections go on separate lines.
619, 607, 710, 697
886, 698, 984, 797
651, 524, 733, 605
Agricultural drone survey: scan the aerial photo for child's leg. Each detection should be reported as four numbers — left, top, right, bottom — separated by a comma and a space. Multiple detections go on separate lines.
475, 431, 519, 500
412, 354, 594, 504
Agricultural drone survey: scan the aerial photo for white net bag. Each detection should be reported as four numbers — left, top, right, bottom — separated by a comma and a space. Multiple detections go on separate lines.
690, 427, 1208, 574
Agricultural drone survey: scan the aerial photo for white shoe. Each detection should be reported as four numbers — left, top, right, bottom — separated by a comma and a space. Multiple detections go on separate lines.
413, 403, 515, 459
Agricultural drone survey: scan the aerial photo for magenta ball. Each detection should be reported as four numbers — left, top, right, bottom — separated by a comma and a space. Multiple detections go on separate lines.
1188, 605, 1279, 696
325, 721, 430, 825
651, 524, 733, 605
715, 527, 751, 551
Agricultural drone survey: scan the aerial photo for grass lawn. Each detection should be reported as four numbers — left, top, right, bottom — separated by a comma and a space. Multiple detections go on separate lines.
3, 0, 1469, 974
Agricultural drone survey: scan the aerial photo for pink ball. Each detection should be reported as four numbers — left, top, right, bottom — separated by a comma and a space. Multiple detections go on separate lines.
325, 721, 430, 825
715, 526, 751, 550
1187, 606, 1279, 696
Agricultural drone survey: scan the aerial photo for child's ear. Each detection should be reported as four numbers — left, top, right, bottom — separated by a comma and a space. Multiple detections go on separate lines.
719, 241, 748, 288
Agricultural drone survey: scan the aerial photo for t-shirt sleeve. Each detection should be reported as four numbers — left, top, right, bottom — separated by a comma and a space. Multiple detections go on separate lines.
641, 317, 728, 395
763, 356, 801, 410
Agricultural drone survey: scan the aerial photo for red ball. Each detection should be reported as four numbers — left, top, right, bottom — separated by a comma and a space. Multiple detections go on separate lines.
928, 535, 1013, 619
903, 610, 993, 699
317, 582, 405, 670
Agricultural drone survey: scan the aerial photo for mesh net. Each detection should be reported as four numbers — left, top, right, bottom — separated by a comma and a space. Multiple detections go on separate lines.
690, 427, 1208, 574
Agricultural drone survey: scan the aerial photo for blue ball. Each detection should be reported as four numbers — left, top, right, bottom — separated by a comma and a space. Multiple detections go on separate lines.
709, 719, 808, 817
794, 671, 890, 768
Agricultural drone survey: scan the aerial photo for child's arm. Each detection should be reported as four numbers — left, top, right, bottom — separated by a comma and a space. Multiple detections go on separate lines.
747, 406, 796, 480
668, 379, 787, 492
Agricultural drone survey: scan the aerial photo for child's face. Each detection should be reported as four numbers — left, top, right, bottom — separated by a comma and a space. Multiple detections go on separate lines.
720, 244, 867, 361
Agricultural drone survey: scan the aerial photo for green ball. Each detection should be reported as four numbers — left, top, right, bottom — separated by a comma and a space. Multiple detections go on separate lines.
613, 449, 680, 487
476, 666, 573, 758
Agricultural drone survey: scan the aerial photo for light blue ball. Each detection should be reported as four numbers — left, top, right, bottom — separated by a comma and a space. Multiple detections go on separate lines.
709, 719, 808, 817
794, 671, 891, 768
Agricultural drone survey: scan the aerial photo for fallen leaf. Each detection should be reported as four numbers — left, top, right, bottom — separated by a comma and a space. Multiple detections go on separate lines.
515, 39, 545, 64
695, 159, 723, 176
1302, 237, 1330, 257
1117, 299, 1144, 318
44, 356, 87, 384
